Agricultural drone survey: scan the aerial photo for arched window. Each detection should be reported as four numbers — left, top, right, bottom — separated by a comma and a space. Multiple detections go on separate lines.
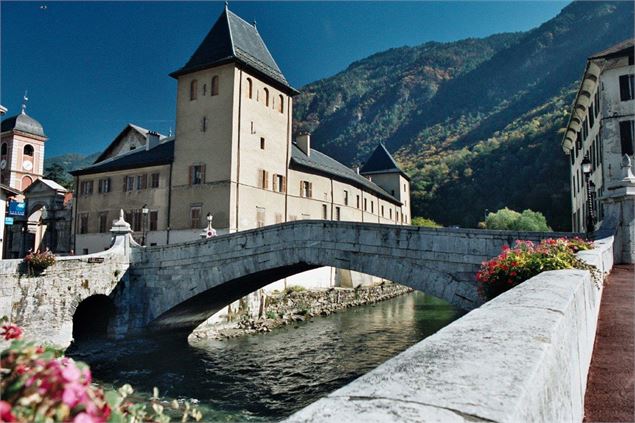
278, 95, 284, 113
202, 84, 207, 96
263, 88, 269, 107
21, 175, 33, 190
23, 144, 34, 157
211, 76, 219, 96
246, 78, 253, 99
1, 143, 7, 156
190, 79, 198, 101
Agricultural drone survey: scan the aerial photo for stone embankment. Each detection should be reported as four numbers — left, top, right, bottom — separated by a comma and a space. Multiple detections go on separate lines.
190, 283, 412, 341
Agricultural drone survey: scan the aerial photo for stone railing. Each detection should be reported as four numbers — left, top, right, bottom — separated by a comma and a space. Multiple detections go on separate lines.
286, 237, 614, 423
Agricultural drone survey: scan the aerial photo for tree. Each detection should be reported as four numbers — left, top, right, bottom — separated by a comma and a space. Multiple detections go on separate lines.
43, 163, 73, 190
411, 216, 442, 228
483, 207, 551, 232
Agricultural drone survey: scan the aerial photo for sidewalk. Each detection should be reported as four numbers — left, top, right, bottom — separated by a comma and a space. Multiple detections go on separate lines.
584, 265, 635, 422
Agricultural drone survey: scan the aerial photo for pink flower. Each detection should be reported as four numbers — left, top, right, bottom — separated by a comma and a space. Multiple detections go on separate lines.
1, 324, 23, 340
62, 382, 86, 408
73, 412, 103, 423
0, 401, 15, 422
61, 360, 82, 383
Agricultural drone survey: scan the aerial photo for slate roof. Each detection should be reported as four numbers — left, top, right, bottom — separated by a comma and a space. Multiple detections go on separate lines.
94, 124, 166, 164
170, 6, 297, 94
589, 38, 634, 60
70, 139, 174, 176
0, 183, 21, 196
290, 144, 401, 204
360, 143, 409, 180
1, 112, 46, 137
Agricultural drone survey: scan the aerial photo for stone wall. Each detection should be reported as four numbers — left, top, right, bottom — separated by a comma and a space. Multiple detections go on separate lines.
286, 237, 614, 422
0, 235, 131, 347
191, 283, 412, 340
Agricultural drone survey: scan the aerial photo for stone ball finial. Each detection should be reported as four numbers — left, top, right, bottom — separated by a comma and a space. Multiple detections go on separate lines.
621, 154, 632, 169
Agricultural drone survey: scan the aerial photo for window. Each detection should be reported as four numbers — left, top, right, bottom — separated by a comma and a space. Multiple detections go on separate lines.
190, 206, 202, 229
278, 95, 284, 113
619, 74, 634, 101
79, 180, 94, 196
371, 201, 374, 214
151, 173, 160, 188
356, 195, 360, 209
381, 205, 384, 217
211, 76, 219, 96
123, 176, 134, 192
190, 79, 198, 100
335, 207, 341, 221
389, 209, 393, 219
263, 88, 269, 107
619, 120, 634, 156
322, 204, 328, 219
273, 174, 286, 193
256, 207, 265, 228
98, 178, 111, 193
396, 211, 399, 223
98, 213, 108, 233
136, 174, 147, 190
190, 165, 205, 185
589, 102, 594, 129
344, 190, 349, 206
260, 170, 269, 189
595, 90, 600, 117
300, 180, 312, 198
23, 144, 34, 157
79, 213, 88, 234
246, 78, 253, 99
130, 145, 136, 151
1, 143, 7, 156
201, 116, 207, 132
364, 198, 368, 211
131, 210, 142, 232
576, 132, 581, 153
149, 210, 158, 231
260, 137, 266, 150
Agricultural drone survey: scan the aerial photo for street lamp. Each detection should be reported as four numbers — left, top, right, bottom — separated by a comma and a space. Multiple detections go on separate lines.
581, 157, 595, 233
141, 204, 149, 246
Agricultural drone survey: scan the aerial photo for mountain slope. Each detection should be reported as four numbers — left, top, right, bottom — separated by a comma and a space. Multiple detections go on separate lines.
293, 1, 634, 230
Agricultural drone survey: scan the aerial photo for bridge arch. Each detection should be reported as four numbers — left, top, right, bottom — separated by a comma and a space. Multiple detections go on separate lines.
72, 294, 116, 342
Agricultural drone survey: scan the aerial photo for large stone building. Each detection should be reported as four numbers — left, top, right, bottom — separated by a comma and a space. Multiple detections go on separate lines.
562, 39, 634, 262
71, 6, 410, 253
70, 6, 411, 292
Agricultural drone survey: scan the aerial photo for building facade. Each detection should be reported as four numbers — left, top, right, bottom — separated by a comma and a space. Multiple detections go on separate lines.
562, 39, 634, 233
562, 38, 635, 263
71, 6, 411, 256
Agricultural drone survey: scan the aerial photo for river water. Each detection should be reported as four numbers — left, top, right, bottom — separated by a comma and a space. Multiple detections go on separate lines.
68, 291, 462, 421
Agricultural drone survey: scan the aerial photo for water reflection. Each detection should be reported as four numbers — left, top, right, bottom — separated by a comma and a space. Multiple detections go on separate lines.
68, 291, 462, 421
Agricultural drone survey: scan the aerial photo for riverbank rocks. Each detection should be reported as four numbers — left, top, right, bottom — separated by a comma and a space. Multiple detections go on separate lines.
190, 284, 413, 341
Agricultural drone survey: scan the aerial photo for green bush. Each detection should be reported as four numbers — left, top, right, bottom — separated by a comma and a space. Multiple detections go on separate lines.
411, 217, 442, 228
483, 208, 551, 231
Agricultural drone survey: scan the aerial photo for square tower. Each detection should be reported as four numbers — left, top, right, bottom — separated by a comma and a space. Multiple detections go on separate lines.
169, 5, 298, 233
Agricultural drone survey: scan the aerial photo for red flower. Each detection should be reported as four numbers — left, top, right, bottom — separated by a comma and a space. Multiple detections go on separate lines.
0, 401, 15, 422
1, 324, 23, 340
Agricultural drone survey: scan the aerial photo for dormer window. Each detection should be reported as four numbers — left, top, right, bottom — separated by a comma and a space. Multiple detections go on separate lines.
211, 76, 219, 96
23, 144, 34, 157
190, 79, 198, 101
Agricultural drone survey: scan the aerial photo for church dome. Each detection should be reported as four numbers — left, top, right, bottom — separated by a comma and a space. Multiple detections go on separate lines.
1, 112, 46, 137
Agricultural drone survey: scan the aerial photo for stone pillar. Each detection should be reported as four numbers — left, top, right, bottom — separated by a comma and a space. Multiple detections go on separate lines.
600, 155, 635, 264
110, 209, 139, 255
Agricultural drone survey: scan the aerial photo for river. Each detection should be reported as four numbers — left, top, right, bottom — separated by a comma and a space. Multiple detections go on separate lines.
68, 291, 462, 421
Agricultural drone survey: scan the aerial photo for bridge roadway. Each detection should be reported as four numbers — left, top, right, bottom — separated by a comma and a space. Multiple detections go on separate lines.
111, 220, 569, 337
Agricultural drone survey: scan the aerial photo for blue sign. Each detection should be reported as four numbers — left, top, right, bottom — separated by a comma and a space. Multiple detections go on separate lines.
4, 217, 14, 225
8, 201, 25, 216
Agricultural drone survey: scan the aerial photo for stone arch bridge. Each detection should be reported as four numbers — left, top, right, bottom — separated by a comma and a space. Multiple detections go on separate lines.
0, 220, 571, 346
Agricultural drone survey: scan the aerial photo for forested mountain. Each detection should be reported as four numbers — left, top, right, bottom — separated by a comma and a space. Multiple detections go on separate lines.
293, 1, 634, 230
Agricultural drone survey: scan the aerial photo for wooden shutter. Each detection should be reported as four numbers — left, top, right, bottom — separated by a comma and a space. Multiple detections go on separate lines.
123, 176, 127, 192
308, 182, 313, 198
272, 174, 278, 192
282, 176, 287, 193
188, 166, 193, 185
264, 171, 269, 190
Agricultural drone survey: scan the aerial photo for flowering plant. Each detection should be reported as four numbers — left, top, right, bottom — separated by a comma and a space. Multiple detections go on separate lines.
23, 250, 56, 275
476, 237, 594, 301
0, 321, 202, 423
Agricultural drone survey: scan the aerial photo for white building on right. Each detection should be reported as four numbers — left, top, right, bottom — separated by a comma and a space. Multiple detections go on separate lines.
562, 38, 634, 263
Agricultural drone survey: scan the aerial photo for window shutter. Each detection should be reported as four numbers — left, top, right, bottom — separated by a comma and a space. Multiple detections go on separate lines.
123, 176, 127, 192
282, 176, 287, 193
308, 182, 313, 198
272, 174, 277, 192
201, 165, 206, 183
141, 174, 147, 189
188, 166, 193, 185
620, 75, 630, 101
264, 171, 269, 190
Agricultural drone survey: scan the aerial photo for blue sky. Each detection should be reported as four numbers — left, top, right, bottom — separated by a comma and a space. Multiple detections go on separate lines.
1, 1, 568, 158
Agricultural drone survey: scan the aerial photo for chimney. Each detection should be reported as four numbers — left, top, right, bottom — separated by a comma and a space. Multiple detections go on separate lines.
297, 133, 311, 157
354, 166, 360, 174
146, 131, 160, 150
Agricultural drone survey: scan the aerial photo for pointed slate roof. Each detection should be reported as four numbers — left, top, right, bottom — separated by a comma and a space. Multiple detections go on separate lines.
170, 6, 297, 94
360, 143, 409, 180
